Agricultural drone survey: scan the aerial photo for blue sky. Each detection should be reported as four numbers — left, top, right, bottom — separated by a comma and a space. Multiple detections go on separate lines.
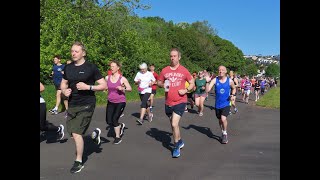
135, 0, 280, 56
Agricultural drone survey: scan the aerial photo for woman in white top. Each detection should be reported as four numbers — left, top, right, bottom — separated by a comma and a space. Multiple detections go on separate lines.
134, 63, 156, 124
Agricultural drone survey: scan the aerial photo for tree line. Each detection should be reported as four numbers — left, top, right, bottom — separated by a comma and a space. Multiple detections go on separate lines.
40, 0, 259, 84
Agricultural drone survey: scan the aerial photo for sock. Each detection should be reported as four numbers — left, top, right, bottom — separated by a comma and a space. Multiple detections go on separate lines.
234, 108, 238, 111
53, 107, 58, 111
222, 130, 227, 135
75, 160, 82, 163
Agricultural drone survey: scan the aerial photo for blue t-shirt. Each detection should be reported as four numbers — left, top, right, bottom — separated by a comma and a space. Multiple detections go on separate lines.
260, 80, 266, 88
52, 64, 65, 85
215, 77, 231, 109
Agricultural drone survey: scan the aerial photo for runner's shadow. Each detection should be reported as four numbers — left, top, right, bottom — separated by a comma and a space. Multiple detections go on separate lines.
105, 125, 128, 137
131, 112, 148, 125
146, 128, 173, 152
188, 109, 198, 114
82, 135, 110, 164
182, 124, 221, 142
131, 112, 140, 119
204, 104, 215, 110
41, 131, 68, 144
40, 132, 46, 143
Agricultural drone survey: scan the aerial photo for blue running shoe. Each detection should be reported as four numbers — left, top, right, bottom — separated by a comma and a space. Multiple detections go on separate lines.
172, 147, 180, 158
177, 139, 185, 149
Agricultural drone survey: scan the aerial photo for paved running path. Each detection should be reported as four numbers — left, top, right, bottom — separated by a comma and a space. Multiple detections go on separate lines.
40, 92, 280, 180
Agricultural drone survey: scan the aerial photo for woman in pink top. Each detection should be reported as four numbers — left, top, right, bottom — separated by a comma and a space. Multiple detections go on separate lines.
105, 60, 132, 144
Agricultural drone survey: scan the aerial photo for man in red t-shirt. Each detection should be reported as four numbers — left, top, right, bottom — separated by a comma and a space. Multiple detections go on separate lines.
158, 48, 195, 158
149, 64, 158, 112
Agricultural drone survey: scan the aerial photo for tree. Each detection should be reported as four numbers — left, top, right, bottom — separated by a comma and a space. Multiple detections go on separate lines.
265, 63, 280, 77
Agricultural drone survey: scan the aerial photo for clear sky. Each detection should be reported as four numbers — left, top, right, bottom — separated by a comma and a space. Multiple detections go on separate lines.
135, 0, 280, 56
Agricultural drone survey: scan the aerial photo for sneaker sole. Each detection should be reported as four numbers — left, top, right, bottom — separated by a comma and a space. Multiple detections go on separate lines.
136, 119, 143, 125
71, 165, 84, 173
113, 139, 122, 145
59, 125, 64, 140
179, 143, 185, 149
92, 128, 101, 145
120, 123, 125, 136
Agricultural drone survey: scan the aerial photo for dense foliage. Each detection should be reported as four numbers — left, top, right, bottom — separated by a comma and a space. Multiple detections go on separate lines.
265, 63, 280, 78
40, 0, 255, 84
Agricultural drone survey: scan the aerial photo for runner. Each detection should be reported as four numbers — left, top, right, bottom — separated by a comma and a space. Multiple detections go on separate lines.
206, 65, 236, 144
157, 48, 194, 158
134, 62, 156, 124
40, 82, 64, 140
98, 60, 132, 145
61, 41, 107, 173
149, 64, 159, 113
48, 55, 68, 116
229, 71, 239, 114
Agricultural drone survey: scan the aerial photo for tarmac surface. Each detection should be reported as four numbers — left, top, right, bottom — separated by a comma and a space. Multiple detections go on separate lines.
40, 92, 280, 180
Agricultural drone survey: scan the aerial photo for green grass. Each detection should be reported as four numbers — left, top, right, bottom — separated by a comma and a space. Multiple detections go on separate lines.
41, 84, 165, 111
256, 87, 280, 109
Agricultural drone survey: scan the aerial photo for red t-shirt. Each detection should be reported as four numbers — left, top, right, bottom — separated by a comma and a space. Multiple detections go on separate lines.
151, 71, 159, 90
158, 65, 192, 106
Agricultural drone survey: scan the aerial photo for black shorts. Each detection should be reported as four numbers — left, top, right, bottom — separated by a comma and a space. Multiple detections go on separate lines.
215, 106, 230, 119
139, 93, 151, 108
165, 103, 187, 118
151, 89, 157, 95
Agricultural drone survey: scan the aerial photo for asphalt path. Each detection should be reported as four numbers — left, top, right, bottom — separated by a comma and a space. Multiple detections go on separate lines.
40, 92, 280, 180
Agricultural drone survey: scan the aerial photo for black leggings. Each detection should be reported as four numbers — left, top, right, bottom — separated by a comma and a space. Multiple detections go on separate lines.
139, 93, 151, 108
106, 101, 126, 127
40, 103, 59, 132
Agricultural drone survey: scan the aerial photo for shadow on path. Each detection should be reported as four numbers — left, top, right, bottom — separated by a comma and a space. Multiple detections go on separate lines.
182, 124, 221, 142
40, 131, 68, 144
204, 104, 215, 110
146, 128, 173, 152
105, 125, 128, 138
82, 135, 109, 164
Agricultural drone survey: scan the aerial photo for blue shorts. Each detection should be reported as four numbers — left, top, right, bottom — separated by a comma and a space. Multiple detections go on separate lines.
165, 103, 187, 118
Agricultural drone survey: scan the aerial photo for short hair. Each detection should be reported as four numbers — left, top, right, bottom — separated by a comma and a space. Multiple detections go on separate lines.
170, 48, 181, 57
53, 55, 61, 59
72, 41, 87, 53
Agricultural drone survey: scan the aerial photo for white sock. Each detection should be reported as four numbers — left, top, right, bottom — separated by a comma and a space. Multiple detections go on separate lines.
53, 107, 58, 110
222, 130, 227, 135
75, 160, 82, 163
